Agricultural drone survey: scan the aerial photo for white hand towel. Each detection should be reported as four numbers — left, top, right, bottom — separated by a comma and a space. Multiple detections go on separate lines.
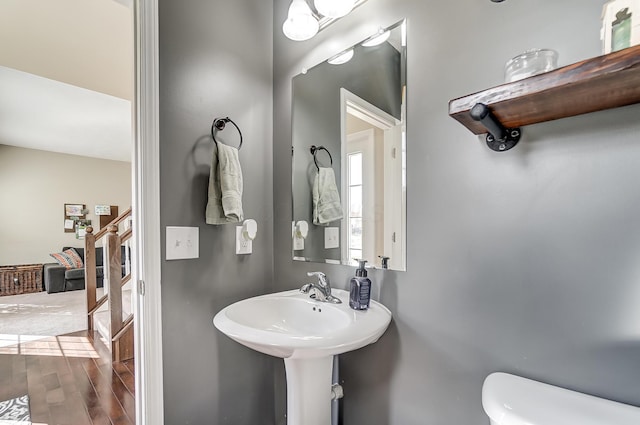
206, 143, 244, 225
312, 167, 343, 225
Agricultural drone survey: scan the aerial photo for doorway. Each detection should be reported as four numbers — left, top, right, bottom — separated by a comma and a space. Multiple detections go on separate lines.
0, 0, 160, 423
340, 88, 406, 270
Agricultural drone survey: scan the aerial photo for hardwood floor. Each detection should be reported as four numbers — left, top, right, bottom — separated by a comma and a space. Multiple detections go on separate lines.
0, 330, 135, 424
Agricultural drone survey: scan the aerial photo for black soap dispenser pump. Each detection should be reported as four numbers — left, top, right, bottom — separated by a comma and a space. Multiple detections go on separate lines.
349, 259, 371, 310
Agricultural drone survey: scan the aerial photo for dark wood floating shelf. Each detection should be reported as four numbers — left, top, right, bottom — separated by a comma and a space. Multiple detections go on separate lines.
449, 44, 640, 136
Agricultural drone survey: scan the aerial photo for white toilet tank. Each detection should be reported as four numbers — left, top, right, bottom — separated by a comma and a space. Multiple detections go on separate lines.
482, 372, 640, 425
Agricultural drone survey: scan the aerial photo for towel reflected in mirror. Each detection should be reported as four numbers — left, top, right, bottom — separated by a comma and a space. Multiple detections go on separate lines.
312, 167, 343, 225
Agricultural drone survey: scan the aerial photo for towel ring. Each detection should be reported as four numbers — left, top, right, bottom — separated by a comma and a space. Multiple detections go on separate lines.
310, 145, 333, 171
211, 117, 243, 150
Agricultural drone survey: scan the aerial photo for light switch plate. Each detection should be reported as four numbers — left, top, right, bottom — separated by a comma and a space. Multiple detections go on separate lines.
166, 226, 199, 260
324, 227, 339, 249
236, 227, 252, 255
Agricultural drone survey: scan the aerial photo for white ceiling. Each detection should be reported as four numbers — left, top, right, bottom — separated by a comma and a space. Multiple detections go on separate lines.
0, 0, 133, 162
0, 66, 131, 162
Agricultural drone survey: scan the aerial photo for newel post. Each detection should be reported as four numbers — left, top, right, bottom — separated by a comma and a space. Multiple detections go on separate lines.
85, 226, 97, 330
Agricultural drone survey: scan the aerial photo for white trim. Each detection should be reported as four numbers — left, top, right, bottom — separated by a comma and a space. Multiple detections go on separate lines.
341, 88, 400, 131
133, 0, 164, 424
340, 88, 406, 270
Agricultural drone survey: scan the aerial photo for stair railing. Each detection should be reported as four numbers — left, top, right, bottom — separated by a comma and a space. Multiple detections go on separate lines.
85, 207, 133, 360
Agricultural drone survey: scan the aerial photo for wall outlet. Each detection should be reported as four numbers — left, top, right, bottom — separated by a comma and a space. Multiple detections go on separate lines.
166, 226, 199, 260
324, 227, 339, 249
293, 235, 305, 251
236, 226, 252, 255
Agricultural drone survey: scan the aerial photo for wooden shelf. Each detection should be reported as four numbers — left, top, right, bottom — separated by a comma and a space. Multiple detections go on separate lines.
449, 45, 640, 135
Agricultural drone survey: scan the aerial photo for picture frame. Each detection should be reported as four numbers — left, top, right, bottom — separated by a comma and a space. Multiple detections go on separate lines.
64, 203, 87, 233
602, 0, 640, 53
65, 204, 84, 217
75, 219, 91, 240
95, 205, 112, 216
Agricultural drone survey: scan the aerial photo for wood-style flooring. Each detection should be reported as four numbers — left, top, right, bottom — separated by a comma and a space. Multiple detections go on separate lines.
0, 330, 135, 424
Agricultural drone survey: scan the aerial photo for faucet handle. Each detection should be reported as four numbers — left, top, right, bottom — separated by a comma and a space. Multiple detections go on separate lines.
307, 272, 331, 295
307, 271, 330, 287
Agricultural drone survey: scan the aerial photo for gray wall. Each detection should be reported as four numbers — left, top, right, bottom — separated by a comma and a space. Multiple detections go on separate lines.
275, 1, 640, 424
158, 0, 275, 423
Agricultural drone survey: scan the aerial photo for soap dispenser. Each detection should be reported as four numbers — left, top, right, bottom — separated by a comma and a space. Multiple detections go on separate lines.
349, 260, 371, 310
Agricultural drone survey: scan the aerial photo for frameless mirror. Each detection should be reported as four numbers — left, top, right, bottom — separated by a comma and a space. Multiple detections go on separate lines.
291, 19, 406, 271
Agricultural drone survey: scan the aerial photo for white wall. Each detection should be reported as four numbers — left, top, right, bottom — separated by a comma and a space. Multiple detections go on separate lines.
0, 0, 133, 100
0, 145, 131, 265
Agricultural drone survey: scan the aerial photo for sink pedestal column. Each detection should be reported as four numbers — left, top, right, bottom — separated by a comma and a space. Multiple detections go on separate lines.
284, 356, 333, 425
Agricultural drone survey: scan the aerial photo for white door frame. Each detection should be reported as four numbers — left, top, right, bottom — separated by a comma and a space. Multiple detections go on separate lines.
133, 0, 164, 424
340, 88, 403, 269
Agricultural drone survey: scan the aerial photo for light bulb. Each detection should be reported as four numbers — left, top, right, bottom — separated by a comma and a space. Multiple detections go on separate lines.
327, 48, 354, 65
314, 0, 355, 18
362, 30, 390, 47
283, 0, 319, 41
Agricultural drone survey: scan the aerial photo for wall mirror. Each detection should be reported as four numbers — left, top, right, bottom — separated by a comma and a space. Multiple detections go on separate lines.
291, 19, 407, 271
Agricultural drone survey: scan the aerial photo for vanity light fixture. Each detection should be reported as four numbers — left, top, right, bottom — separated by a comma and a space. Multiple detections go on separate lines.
362, 28, 390, 47
327, 48, 354, 65
314, 0, 355, 19
282, 0, 319, 41
283, 0, 368, 41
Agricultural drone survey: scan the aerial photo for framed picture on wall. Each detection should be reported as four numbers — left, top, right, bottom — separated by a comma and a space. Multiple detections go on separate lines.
65, 204, 84, 217
95, 205, 112, 216
74, 219, 91, 240
64, 203, 86, 233
76, 224, 87, 240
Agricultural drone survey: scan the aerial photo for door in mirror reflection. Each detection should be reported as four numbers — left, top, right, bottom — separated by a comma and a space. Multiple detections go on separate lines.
342, 89, 405, 270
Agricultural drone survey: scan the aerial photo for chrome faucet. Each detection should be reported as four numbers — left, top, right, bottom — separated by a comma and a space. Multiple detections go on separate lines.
300, 272, 342, 304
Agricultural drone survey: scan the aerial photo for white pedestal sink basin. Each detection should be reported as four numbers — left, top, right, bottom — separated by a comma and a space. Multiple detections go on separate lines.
213, 288, 392, 425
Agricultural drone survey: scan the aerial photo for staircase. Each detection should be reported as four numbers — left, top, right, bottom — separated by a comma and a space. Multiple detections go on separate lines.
84, 207, 134, 362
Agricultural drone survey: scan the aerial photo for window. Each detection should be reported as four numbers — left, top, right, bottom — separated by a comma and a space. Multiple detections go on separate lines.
348, 152, 363, 265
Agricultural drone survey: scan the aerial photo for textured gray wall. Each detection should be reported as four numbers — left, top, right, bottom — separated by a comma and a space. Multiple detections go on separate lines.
158, 0, 275, 423
274, 1, 640, 424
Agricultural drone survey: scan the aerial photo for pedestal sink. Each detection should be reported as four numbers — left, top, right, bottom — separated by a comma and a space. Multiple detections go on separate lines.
213, 288, 392, 425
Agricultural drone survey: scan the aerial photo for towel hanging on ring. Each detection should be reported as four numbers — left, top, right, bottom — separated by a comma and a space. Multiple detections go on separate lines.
206, 117, 244, 224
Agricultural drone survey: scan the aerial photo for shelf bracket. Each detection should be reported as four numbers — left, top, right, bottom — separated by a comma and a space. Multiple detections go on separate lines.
470, 103, 521, 152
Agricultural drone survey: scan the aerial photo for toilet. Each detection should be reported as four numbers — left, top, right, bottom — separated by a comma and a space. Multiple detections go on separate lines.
482, 372, 640, 425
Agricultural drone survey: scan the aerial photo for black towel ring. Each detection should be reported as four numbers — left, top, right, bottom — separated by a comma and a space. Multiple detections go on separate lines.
310, 145, 333, 171
211, 117, 243, 150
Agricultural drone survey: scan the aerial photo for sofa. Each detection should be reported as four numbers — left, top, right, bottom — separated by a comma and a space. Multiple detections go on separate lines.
43, 246, 128, 293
